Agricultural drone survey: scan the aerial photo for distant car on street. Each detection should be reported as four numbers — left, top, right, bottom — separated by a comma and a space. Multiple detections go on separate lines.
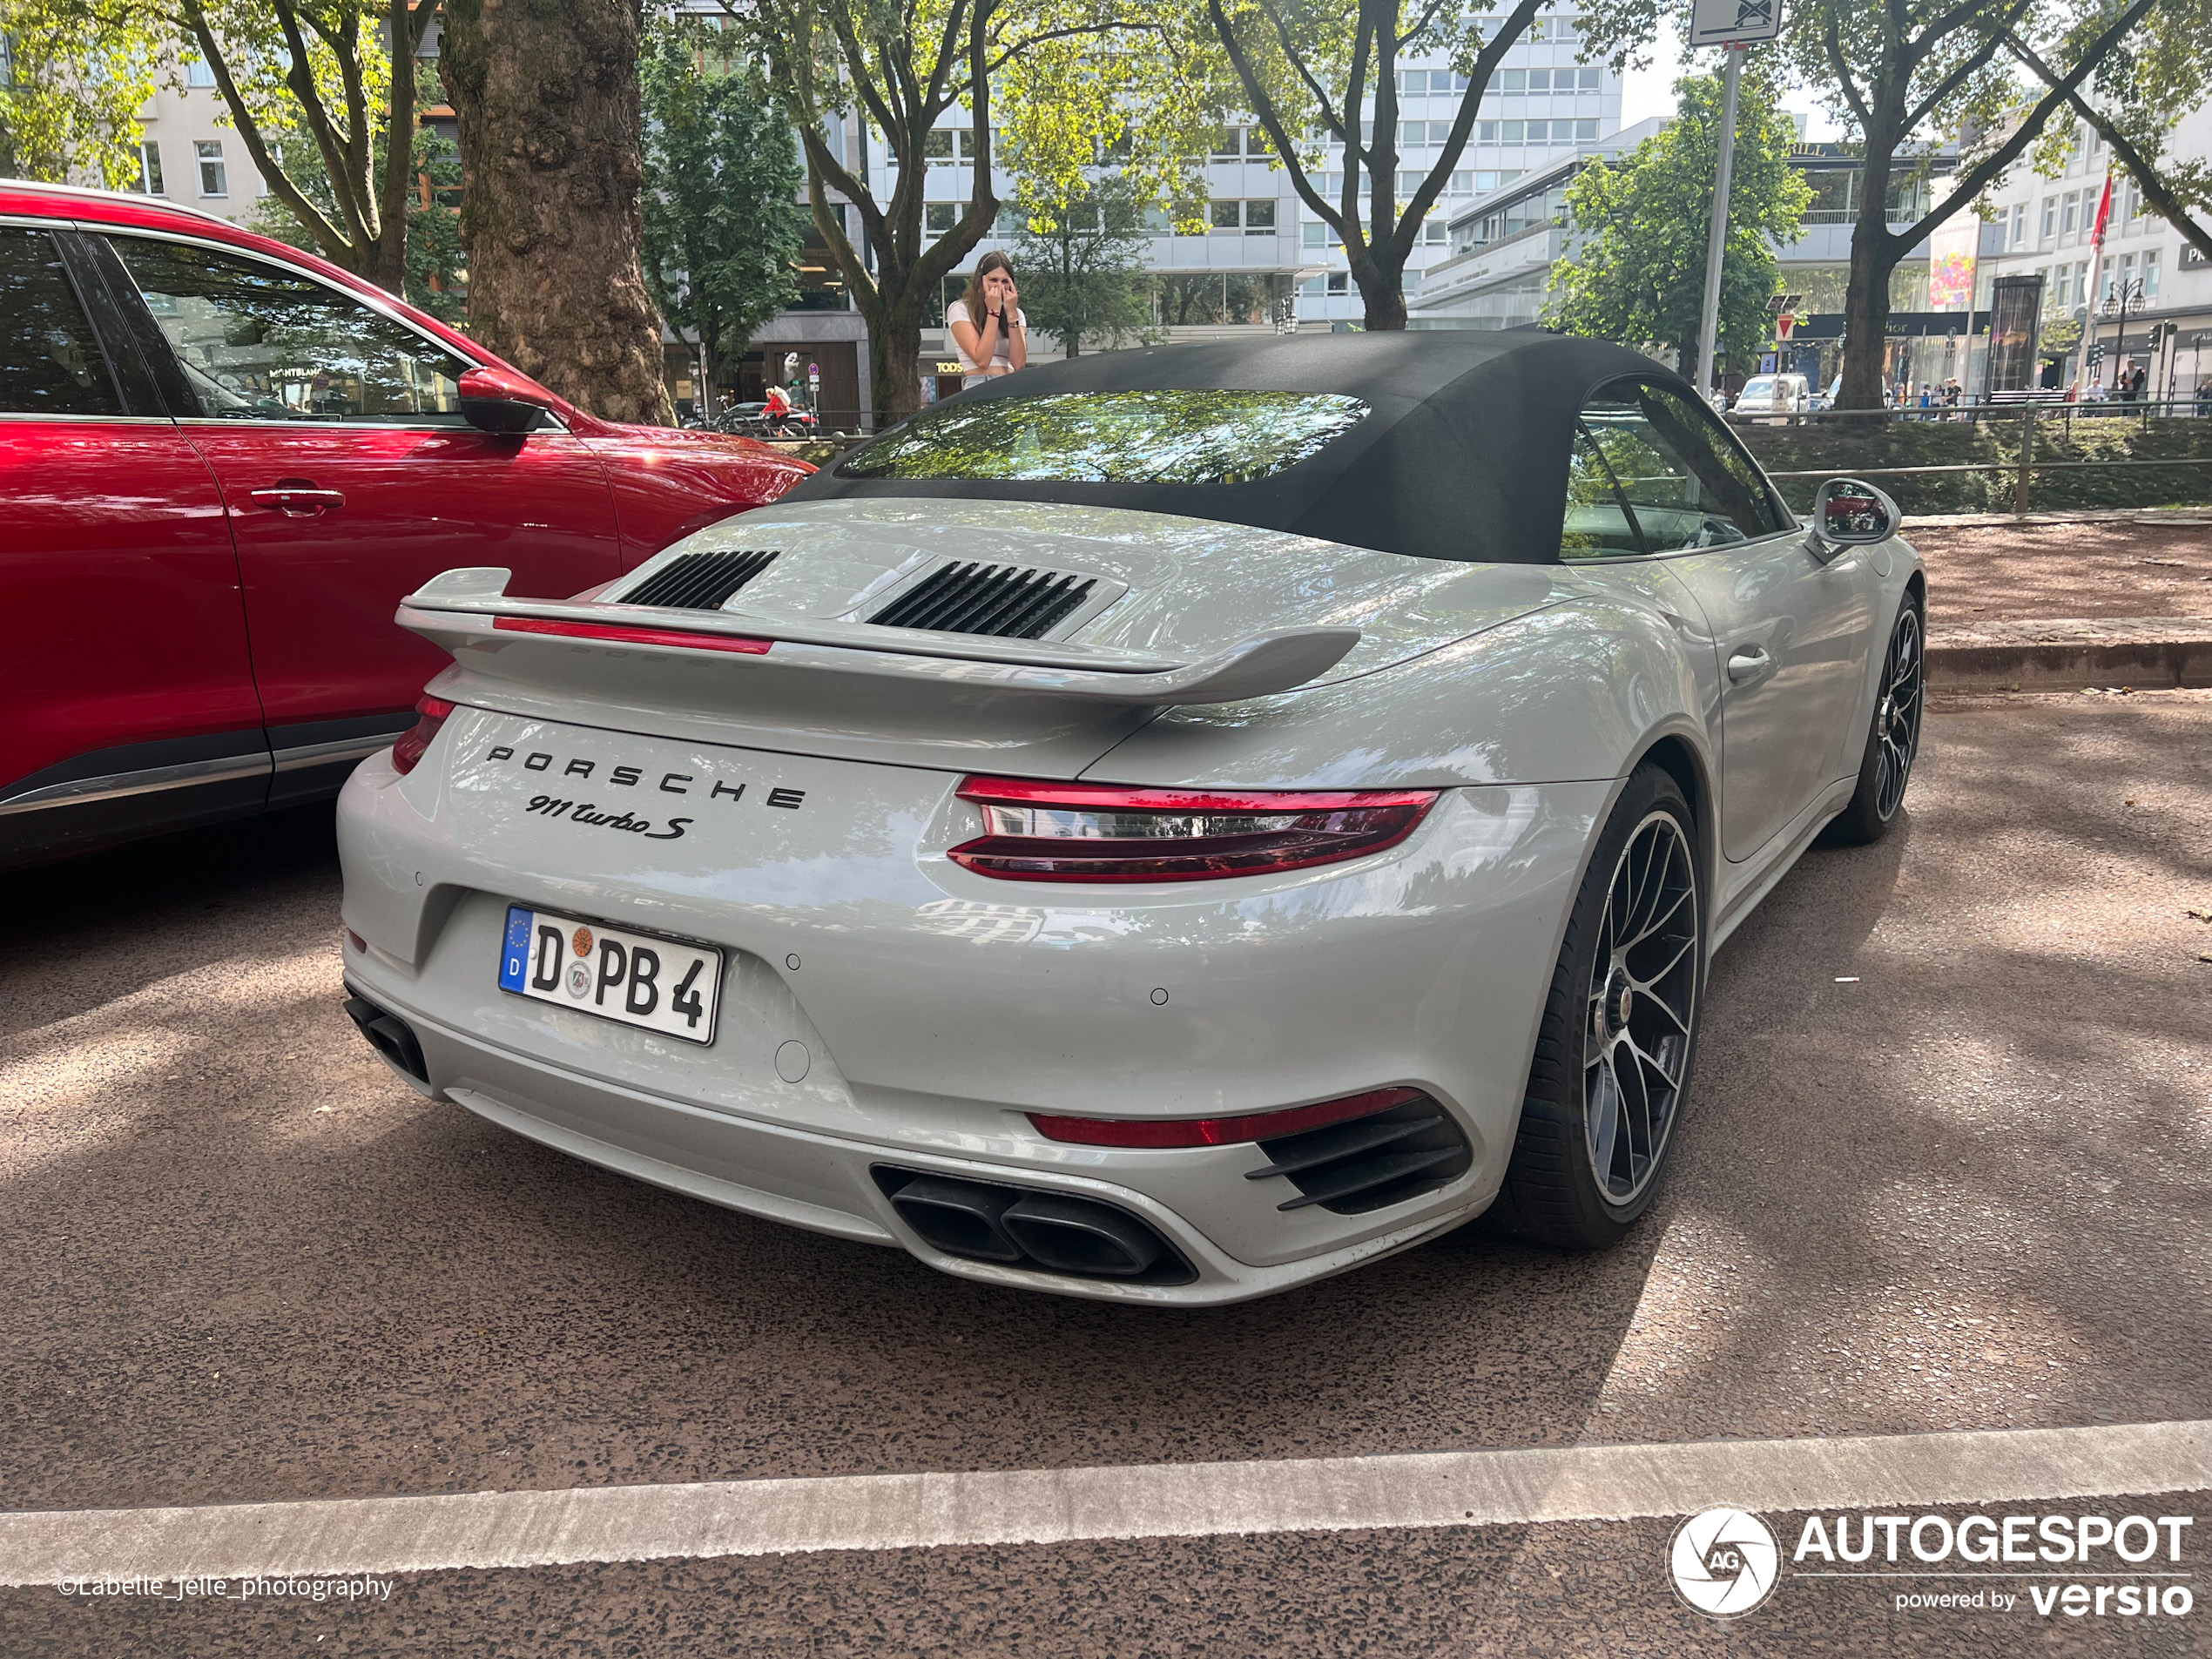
0, 182, 812, 868
336, 333, 1927, 1305
1734, 373, 1810, 415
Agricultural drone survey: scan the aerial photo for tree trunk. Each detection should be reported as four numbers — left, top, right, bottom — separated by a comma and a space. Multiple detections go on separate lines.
1361, 280, 1408, 330
867, 290, 925, 428
1836, 105, 1905, 412
440, 0, 671, 425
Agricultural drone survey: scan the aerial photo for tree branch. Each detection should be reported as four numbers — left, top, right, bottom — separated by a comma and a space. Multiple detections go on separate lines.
1206, 0, 1359, 248
2006, 27, 2212, 268
179, 0, 354, 266
1259, 0, 1345, 141
1900, 0, 2033, 133
1822, 7, 1872, 134
1392, 0, 1541, 258
915, 0, 996, 293
374, 0, 435, 287
269, 0, 373, 245
1888, 0, 2159, 257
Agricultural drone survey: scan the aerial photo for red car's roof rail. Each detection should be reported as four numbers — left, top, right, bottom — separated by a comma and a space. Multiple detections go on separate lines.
0, 180, 234, 228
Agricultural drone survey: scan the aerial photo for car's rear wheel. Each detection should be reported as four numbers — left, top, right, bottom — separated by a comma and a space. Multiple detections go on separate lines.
1492, 765, 1703, 1249
1820, 594, 1925, 846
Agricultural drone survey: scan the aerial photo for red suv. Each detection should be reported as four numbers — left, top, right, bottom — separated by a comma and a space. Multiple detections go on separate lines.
0, 183, 811, 867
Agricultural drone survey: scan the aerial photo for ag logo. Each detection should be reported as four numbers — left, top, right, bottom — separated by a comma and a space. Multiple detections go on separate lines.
1669, 1506, 1780, 1617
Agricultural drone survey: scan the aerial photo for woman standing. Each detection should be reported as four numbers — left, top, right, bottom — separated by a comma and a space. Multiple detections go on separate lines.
947, 252, 1028, 379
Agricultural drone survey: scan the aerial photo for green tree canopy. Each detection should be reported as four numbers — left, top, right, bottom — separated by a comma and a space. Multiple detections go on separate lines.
0, 0, 161, 184
0, 0, 434, 293
1009, 170, 1156, 357
1547, 68, 1811, 371
639, 20, 806, 408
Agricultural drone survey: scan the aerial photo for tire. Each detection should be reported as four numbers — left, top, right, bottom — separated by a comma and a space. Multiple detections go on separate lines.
1491, 764, 1705, 1250
1820, 593, 1925, 847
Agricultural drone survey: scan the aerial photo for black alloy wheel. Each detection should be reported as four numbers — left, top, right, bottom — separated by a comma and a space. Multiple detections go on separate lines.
1581, 809, 1701, 1206
1823, 596, 1925, 846
1493, 763, 1705, 1248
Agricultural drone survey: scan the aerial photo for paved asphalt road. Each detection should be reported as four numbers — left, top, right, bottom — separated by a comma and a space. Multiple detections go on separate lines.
3, 691, 2209, 1655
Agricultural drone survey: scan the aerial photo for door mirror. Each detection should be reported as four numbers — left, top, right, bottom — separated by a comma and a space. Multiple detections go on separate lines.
459, 365, 559, 435
1809, 477, 1898, 550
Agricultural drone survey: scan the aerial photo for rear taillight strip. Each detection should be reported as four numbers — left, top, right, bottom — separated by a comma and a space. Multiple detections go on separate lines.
389, 695, 455, 776
949, 776, 1440, 882
492, 616, 773, 654
1030, 1086, 1428, 1149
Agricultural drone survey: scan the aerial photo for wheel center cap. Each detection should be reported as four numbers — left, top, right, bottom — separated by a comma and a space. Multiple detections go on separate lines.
1878, 695, 1894, 739
1598, 968, 1634, 1036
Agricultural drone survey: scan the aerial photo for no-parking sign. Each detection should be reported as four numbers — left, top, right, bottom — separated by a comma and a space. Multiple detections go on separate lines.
1689, 0, 1784, 46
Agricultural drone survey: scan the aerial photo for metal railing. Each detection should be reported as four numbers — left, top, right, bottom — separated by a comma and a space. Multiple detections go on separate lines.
1726, 396, 2212, 430
1743, 398, 2212, 516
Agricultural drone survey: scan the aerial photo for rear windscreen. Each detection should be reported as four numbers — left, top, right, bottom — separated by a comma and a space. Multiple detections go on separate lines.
838, 389, 1369, 485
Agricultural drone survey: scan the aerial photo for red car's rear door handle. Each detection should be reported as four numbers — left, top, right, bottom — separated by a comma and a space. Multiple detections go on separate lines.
249, 483, 346, 516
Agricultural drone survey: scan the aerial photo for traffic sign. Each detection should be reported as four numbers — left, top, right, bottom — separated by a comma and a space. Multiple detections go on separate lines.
1689, 0, 1783, 46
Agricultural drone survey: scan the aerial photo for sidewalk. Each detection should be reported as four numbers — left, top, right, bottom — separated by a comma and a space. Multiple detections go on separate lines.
1911, 511, 2212, 692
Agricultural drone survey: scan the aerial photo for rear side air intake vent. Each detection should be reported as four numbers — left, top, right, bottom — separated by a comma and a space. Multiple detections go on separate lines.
621, 549, 779, 610
867, 561, 1096, 640
1247, 1092, 1471, 1215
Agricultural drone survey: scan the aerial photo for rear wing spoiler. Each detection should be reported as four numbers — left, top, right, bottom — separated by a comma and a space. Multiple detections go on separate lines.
398, 567, 1360, 706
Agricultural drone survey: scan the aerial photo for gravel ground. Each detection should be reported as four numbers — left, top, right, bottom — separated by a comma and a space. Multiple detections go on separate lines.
1912, 520, 2212, 627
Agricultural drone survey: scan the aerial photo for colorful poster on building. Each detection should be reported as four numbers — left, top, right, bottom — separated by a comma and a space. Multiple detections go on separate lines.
1926, 211, 1979, 312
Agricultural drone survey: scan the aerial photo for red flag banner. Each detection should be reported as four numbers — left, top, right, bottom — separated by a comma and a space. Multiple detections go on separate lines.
2090, 174, 2114, 255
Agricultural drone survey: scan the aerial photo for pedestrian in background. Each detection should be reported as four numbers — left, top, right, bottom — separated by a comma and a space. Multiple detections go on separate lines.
948, 253, 1028, 379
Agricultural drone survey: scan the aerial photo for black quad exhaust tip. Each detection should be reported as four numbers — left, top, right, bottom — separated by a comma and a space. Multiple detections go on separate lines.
1001, 1191, 1162, 1278
341, 986, 429, 1083
886, 1176, 1026, 1263
873, 1167, 1193, 1285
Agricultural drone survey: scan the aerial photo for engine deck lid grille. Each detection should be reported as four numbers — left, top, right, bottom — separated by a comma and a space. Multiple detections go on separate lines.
867, 561, 1098, 640
619, 548, 779, 611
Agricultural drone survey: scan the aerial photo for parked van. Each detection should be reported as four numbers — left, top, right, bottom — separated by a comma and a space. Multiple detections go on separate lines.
1733, 373, 1810, 414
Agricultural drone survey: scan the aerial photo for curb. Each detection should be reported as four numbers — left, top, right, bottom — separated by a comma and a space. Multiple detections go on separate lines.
1906, 508, 2212, 529
1927, 634, 2212, 693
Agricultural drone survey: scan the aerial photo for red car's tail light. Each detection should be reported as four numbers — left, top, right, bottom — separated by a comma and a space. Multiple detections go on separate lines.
492, 616, 773, 654
1030, 1086, 1427, 1148
389, 696, 456, 775
948, 776, 1439, 882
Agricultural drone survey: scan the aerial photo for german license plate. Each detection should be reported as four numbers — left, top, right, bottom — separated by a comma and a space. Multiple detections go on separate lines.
498, 906, 721, 1044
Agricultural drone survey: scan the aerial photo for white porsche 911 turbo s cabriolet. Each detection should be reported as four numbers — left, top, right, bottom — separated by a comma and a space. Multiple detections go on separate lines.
336, 333, 1924, 1305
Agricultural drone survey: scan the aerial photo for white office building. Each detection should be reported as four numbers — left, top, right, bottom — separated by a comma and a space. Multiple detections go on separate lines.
1963, 105, 2212, 398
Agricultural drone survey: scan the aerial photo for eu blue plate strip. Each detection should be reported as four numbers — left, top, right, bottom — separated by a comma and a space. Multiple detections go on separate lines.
499, 907, 533, 991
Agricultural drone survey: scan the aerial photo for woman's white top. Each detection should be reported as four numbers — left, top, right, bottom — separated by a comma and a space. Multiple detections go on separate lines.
947, 299, 1025, 373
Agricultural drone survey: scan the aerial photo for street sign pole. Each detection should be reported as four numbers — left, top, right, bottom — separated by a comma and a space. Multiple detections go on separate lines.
1687, 2, 1784, 401
1694, 43, 1745, 404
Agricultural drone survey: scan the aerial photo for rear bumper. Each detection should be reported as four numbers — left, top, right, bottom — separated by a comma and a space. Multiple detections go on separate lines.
336, 711, 1614, 1303
339, 981, 1481, 1305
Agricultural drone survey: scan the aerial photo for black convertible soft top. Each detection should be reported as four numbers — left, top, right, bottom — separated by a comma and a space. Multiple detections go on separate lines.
783, 331, 1698, 565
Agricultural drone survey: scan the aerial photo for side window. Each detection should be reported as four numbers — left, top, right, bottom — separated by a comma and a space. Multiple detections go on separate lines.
1560, 426, 1646, 559
1638, 382, 1787, 539
107, 235, 469, 423
1578, 379, 1784, 551
0, 227, 125, 417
